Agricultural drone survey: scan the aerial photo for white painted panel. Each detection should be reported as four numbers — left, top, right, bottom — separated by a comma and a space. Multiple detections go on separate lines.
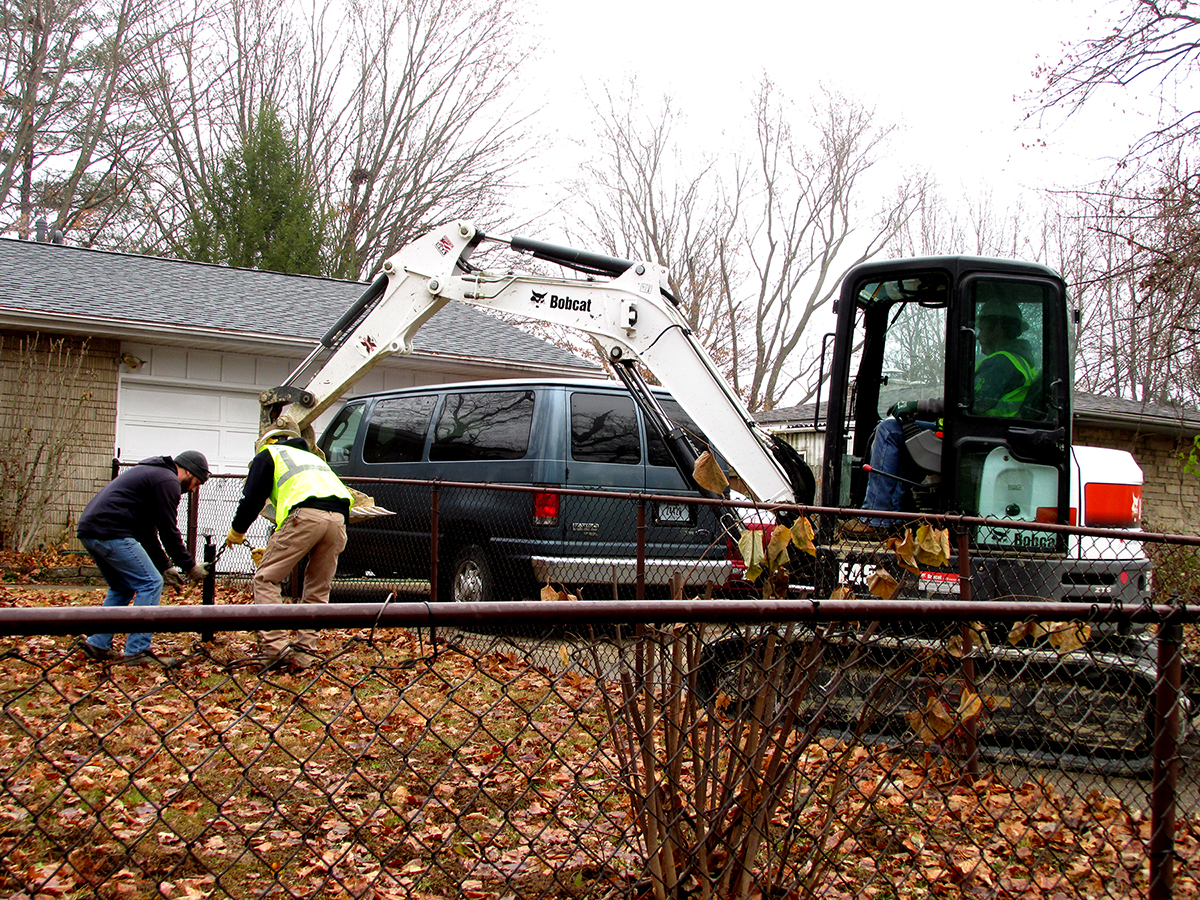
152, 347, 188, 379
188, 351, 222, 382
222, 354, 257, 384
226, 394, 261, 423
119, 422, 222, 464
256, 357, 291, 384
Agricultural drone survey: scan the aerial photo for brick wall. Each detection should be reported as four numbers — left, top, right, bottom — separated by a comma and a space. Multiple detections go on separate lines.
0, 330, 119, 550
1074, 424, 1198, 534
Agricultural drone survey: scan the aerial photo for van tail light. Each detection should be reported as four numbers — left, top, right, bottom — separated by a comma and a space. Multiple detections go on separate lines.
1035, 506, 1077, 525
1084, 483, 1142, 528
726, 524, 768, 569
533, 491, 559, 526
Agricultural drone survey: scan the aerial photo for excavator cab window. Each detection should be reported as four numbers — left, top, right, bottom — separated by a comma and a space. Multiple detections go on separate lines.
877, 296, 948, 419
966, 278, 1055, 422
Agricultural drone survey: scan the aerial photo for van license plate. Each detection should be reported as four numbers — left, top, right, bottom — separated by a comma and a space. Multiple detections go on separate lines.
658, 503, 690, 524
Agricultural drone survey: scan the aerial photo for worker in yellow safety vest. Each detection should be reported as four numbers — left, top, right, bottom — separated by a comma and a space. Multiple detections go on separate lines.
226, 424, 354, 674
843, 296, 1038, 536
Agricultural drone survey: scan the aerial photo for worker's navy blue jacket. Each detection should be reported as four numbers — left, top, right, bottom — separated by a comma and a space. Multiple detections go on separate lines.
77, 456, 195, 572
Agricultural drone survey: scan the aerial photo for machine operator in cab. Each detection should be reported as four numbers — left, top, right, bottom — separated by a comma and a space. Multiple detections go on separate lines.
843, 295, 1037, 536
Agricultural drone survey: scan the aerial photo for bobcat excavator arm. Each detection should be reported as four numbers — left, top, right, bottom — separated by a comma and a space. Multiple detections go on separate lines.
262, 221, 813, 505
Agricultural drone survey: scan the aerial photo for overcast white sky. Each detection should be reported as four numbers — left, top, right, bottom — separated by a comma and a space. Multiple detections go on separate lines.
521, 0, 1155, 215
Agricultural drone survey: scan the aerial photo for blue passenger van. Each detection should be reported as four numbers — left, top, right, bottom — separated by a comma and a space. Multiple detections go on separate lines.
317, 379, 736, 602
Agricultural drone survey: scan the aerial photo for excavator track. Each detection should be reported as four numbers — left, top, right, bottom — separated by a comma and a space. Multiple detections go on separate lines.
696, 628, 1185, 775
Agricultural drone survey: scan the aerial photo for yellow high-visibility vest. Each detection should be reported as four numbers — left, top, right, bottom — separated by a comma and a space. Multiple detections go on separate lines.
265, 445, 353, 526
978, 349, 1037, 417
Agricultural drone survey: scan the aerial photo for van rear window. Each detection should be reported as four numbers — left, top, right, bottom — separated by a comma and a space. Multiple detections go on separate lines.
363, 395, 437, 463
431, 391, 534, 461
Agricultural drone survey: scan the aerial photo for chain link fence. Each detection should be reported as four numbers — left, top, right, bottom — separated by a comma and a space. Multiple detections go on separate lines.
1, 471, 1195, 898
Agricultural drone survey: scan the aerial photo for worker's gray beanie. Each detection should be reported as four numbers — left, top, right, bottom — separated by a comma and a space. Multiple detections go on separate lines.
174, 450, 210, 484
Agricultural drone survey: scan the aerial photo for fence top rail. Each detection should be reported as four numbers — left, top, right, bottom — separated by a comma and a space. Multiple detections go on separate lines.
125, 461, 1197, 545
2, 598, 1196, 637
334, 476, 1197, 547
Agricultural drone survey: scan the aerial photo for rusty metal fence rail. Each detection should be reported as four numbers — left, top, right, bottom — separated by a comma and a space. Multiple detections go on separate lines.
0, 597, 1197, 900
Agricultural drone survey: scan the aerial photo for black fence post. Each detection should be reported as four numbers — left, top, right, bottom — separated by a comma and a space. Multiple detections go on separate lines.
430, 484, 439, 604
201, 536, 216, 643
110, 457, 120, 481
186, 488, 198, 561
636, 496, 646, 601
957, 524, 979, 779
1150, 615, 1183, 900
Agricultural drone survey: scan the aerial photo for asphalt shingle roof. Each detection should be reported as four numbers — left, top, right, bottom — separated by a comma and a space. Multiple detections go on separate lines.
757, 393, 1200, 436
0, 238, 596, 370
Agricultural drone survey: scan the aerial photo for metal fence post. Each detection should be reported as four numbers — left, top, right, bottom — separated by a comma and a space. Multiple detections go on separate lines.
636, 496, 646, 601
1150, 615, 1183, 900
429, 484, 439, 604
201, 536, 216, 643
957, 524, 979, 779
186, 488, 198, 560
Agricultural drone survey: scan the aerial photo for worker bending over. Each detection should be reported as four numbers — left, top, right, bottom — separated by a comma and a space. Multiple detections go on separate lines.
78, 451, 211, 666
226, 425, 353, 673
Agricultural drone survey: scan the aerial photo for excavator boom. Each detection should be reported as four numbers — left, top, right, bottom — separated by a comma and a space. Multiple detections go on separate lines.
263, 221, 811, 505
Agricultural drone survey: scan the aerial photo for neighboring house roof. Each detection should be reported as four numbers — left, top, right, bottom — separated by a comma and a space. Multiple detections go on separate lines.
1073, 392, 1200, 436
0, 238, 598, 372
756, 394, 1200, 437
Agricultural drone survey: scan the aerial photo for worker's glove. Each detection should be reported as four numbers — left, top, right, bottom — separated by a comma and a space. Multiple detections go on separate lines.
162, 567, 185, 587
250, 547, 266, 567
187, 563, 210, 582
888, 399, 920, 420
225, 529, 246, 547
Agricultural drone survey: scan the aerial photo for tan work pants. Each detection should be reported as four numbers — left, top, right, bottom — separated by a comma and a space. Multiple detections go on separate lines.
253, 507, 347, 656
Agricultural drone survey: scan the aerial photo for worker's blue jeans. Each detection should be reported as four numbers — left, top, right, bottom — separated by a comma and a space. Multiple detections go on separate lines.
861, 417, 910, 527
79, 536, 164, 657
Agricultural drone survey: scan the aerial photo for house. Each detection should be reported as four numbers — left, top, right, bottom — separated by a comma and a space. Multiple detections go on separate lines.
0, 238, 601, 548
757, 394, 1200, 534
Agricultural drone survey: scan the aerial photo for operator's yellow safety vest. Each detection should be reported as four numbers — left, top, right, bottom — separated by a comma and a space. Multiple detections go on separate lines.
265, 445, 353, 526
978, 349, 1038, 417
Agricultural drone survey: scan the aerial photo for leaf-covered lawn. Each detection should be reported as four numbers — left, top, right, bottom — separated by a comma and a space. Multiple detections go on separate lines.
0, 582, 1196, 899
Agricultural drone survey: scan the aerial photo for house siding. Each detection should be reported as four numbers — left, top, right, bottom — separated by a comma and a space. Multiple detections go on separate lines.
1, 330, 119, 549
1074, 424, 1198, 534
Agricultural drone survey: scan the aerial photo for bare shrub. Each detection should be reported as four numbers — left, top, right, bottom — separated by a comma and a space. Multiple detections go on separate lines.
0, 333, 94, 551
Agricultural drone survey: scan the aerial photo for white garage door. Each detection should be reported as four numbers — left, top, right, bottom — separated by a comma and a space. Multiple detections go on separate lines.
114, 344, 404, 472
117, 381, 262, 473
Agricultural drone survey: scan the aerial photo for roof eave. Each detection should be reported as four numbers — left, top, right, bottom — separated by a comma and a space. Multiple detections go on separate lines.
0, 308, 600, 375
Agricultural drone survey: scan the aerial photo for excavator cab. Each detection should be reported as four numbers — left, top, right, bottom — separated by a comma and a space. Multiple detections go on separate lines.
821, 256, 1072, 546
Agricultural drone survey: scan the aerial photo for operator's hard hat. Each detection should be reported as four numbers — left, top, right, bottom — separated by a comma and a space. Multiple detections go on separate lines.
174, 450, 210, 484
977, 297, 1026, 333
255, 425, 302, 454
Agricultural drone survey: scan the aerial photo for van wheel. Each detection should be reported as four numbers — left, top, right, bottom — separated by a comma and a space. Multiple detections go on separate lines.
447, 545, 494, 603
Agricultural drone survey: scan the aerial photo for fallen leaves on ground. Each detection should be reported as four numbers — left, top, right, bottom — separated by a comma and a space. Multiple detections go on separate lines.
0, 583, 1194, 900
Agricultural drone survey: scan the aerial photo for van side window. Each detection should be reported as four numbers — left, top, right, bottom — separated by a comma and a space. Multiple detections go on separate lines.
571, 393, 640, 464
647, 399, 710, 468
363, 395, 437, 463
431, 390, 534, 461
321, 403, 365, 465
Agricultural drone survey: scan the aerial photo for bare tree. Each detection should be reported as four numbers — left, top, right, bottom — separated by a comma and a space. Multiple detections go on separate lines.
1032, 0, 1200, 405
568, 81, 742, 378
1065, 159, 1200, 404
134, 0, 529, 276
1033, 0, 1200, 159
0, 0, 190, 243
728, 82, 920, 411
572, 79, 920, 412
0, 333, 94, 552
